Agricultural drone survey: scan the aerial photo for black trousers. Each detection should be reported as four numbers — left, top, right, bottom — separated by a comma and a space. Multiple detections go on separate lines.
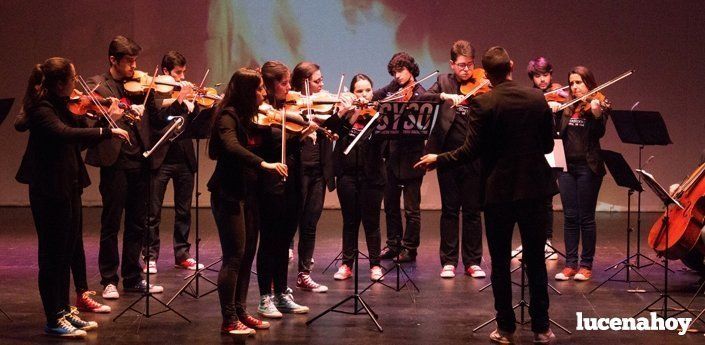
297, 170, 326, 272
98, 166, 146, 287
211, 193, 246, 322
257, 182, 300, 296
144, 162, 194, 264
235, 191, 259, 314
437, 163, 483, 268
383, 169, 422, 251
30, 187, 81, 324
484, 198, 551, 334
337, 174, 383, 268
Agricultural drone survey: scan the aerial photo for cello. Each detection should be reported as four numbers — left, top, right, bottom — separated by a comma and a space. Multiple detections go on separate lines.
647, 162, 705, 259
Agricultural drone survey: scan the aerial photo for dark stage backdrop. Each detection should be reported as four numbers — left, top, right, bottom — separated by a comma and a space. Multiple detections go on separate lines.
1, 0, 704, 211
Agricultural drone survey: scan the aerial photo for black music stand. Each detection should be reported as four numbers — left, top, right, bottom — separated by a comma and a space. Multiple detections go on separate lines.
167, 107, 220, 306
114, 116, 190, 323
590, 150, 658, 294
307, 112, 384, 332
0, 98, 14, 321
632, 170, 704, 326
611, 110, 672, 270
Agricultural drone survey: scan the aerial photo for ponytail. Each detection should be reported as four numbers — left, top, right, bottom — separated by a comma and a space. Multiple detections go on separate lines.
22, 57, 73, 111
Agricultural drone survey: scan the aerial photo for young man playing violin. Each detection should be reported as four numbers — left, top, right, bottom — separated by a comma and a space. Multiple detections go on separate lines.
418, 40, 487, 279
142, 51, 205, 274
85, 35, 164, 300
372, 52, 426, 263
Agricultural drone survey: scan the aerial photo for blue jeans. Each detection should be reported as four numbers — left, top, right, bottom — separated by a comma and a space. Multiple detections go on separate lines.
558, 161, 603, 269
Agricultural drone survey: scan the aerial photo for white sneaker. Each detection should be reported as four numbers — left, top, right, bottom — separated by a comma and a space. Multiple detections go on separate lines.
333, 264, 352, 280
370, 266, 384, 281
511, 245, 522, 259
257, 294, 283, 318
545, 240, 558, 260
440, 265, 456, 278
142, 261, 157, 274
466, 265, 486, 278
102, 284, 119, 300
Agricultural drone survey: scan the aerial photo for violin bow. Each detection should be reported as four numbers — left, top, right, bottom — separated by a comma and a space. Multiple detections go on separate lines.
543, 85, 569, 96
557, 69, 635, 112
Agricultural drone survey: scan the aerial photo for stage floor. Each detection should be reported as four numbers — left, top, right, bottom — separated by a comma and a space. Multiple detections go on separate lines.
1, 208, 704, 344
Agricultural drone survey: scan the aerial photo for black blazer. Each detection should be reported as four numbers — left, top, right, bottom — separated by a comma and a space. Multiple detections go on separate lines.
84, 73, 153, 167
437, 80, 558, 206
557, 105, 609, 176
333, 119, 386, 186
207, 107, 264, 200
16, 97, 109, 199
148, 97, 198, 172
418, 73, 466, 154
373, 81, 427, 180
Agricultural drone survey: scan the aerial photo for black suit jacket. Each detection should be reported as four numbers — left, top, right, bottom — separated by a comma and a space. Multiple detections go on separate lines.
84, 72, 153, 167
373, 80, 427, 180
437, 80, 558, 206
16, 97, 109, 199
149, 97, 198, 172
333, 119, 386, 186
418, 73, 467, 154
207, 107, 264, 200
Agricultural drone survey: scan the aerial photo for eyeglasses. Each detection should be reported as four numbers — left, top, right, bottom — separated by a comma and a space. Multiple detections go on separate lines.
454, 63, 473, 70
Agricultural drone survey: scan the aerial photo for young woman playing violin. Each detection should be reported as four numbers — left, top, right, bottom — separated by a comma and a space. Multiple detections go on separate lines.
289, 61, 346, 294
417, 40, 489, 279
554, 66, 611, 282
373, 52, 427, 263
332, 74, 386, 282
208, 67, 289, 335
254, 60, 314, 318
16, 57, 129, 338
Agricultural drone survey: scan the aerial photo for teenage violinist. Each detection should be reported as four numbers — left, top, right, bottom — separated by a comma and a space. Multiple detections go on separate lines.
142, 51, 204, 274
554, 66, 611, 282
208, 68, 289, 335
254, 61, 313, 318
85, 36, 163, 300
331, 74, 385, 282
418, 40, 488, 279
16, 57, 129, 337
373, 52, 426, 263
289, 61, 344, 294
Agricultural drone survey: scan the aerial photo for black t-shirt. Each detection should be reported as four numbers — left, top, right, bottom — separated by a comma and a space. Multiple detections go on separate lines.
300, 138, 321, 172
564, 110, 589, 162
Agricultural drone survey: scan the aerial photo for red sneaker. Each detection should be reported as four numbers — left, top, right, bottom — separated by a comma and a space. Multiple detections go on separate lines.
76, 291, 111, 313
221, 320, 255, 336
175, 258, 205, 271
238, 313, 270, 330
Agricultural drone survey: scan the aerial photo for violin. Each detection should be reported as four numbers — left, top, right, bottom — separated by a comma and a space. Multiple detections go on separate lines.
68, 89, 139, 124
459, 68, 491, 96
578, 91, 611, 113
543, 85, 569, 103
164, 86, 223, 109
257, 104, 338, 141
123, 71, 181, 95
285, 90, 343, 114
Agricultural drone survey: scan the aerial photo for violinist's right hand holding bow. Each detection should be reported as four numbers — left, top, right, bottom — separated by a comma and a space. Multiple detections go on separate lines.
261, 161, 288, 178
110, 128, 130, 142
440, 92, 465, 107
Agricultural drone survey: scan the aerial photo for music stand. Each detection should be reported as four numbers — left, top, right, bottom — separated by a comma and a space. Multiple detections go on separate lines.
590, 150, 658, 294
632, 169, 703, 326
167, 107, 220, 306
611, 110, 672, 270
0, 98, 13, 321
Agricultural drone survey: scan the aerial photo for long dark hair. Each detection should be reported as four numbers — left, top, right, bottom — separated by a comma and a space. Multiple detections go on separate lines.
209, 68, 262, 159
290, 61, 319, 92
22, 57, 73, 111
261, 60, 289, 107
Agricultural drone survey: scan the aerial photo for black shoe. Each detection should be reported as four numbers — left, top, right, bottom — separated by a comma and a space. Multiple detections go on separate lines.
379, 247, 400, 260
123, 280, 164, 294
394, 249, 417, 263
